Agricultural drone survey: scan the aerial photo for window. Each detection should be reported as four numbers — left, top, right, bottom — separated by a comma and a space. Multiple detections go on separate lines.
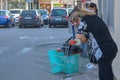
10, 10, 21, 14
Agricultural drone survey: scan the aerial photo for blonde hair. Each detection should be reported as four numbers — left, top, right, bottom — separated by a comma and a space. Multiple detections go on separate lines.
70, 8, 95, 22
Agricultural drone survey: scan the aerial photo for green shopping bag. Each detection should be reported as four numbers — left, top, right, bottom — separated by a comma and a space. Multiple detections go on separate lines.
63, 54, 80, 74
48, 50, 64, 74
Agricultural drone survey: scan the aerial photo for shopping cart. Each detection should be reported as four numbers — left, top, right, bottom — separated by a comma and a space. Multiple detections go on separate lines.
33, 38, 87, 80
33, 22, 87, 80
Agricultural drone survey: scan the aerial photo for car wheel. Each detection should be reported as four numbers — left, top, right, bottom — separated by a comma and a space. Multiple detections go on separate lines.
37, 25, 40, 28
19, 25, 24, 28
41, 23, 44, 27
46, 21, 49, 25
12, 23, 15, 27
5, 22, 10, 28
66, 24, 68, 28
49, 24, 52, 28
36, 23, 41, 28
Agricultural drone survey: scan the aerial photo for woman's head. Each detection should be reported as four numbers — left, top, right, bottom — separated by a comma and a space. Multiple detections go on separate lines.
88, 2, 98, 14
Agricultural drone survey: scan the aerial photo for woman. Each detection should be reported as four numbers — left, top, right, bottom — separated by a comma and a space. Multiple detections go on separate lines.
72, 7, 118, 80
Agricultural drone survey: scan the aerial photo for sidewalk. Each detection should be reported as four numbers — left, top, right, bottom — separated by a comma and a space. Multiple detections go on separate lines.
68, 56, 99, 80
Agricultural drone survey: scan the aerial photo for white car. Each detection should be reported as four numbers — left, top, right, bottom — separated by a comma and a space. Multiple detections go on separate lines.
9, 9, 23, 23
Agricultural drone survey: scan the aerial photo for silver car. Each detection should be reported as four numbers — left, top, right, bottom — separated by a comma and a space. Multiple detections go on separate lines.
19, 10, 42, 28
39, 9, 49, 25
49, 8, 68, 28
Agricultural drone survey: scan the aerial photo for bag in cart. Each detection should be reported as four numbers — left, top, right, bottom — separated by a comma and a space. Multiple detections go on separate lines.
48, 37, 83, 74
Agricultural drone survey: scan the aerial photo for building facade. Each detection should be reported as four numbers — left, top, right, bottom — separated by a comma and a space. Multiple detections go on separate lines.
39, 0, 51, 12
0, 0, 26, 10
112, 1, 120, 79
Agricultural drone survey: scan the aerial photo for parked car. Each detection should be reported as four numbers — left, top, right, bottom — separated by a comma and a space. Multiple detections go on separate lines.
49, 8, 68, 28
0, 10, 15, 28
19, 10, 41, 28
37, 10, 44, 26
9, 9, 23, 24
39, 9, 49, 25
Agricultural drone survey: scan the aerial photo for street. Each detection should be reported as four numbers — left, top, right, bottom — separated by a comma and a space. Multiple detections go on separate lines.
0, 25, 99, 80
0, 25, 72, 80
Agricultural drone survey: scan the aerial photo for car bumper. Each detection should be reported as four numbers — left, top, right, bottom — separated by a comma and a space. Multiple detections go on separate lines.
50, 21, 68, 25
19, 21, 40, 26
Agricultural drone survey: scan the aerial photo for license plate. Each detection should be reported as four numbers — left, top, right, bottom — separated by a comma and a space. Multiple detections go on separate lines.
25, 17, 32, 19
55, 18, 61, 21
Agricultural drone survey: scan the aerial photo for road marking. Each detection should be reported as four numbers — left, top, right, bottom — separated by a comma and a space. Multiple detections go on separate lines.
17, 47, 33, 55
49, 36, 54, 39
0, 47, 8, 54
19, 36, 40, 40
19, 36, 28, 39
19, 36, 55, 40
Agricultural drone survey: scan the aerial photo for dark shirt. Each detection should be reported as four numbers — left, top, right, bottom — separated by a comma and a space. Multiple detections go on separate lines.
80, 15, 118, 58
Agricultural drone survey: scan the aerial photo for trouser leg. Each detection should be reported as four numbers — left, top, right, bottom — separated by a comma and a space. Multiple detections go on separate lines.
98, 57, 114, 80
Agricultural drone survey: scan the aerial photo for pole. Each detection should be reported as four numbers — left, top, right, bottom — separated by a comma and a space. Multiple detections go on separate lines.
18, 0, 20, 9
1, 0, 3, 10
25, 2, 28, 10
38, 1, 40, 9
5, 0, 8, 10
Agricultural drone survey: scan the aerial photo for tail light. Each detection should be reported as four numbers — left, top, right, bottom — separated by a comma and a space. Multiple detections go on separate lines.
4, 16, 8, 19
66, 16, 68, 20
36, 16, 39, 20
63, 16, 68, 20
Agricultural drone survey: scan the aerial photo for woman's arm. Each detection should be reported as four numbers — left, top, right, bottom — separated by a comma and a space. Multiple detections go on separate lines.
76, 34, 88, 43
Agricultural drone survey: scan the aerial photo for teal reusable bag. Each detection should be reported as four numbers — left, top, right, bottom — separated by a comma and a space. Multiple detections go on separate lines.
63, 54, 80, 74
48, 50, 64, 74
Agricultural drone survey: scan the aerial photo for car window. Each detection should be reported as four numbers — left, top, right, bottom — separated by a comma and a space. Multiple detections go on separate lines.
38, 10, 43, 15
0, 11, 6, 16
51, 9, 67, 16
10, 10, 20, 14
68, 9, 73, 14
39, 10, 48, 15
21, 11, 36, 16
42, 11, 48, 15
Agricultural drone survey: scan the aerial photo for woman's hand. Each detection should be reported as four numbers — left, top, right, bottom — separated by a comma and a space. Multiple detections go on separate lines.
76, 34, 88, 43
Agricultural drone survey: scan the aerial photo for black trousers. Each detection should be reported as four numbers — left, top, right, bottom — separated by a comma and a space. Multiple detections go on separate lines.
98, 53, 116, 80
